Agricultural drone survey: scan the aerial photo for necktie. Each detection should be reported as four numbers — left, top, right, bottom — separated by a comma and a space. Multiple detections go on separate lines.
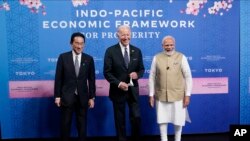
75, 55, 79, 76
124, 47, 129, 68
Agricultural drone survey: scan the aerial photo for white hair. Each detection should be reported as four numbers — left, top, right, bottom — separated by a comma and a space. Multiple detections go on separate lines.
117, 25, 131, 36
162, 35, 175, 45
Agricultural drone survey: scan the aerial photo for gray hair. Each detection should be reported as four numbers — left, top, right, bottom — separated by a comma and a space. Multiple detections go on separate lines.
117, 25, 131, 35
162, 35, 175, 45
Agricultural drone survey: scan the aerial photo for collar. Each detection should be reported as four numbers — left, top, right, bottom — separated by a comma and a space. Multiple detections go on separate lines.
72, 51, 82, 59
119, 42, 129, 50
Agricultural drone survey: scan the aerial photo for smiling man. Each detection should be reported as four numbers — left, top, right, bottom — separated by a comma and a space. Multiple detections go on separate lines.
148, 35, 193, 141
103, 25, 145, 141
54, 32, 96, 141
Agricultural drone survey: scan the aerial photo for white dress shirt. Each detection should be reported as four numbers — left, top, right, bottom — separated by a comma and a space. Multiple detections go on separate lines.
72, 51, 82, 67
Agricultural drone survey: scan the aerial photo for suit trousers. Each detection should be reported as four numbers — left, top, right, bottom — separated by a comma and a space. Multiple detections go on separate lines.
112, 91, 141, 141
60, 94, 87, 141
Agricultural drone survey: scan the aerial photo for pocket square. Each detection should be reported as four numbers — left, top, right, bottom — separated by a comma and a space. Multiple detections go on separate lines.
128, 77, 134, 86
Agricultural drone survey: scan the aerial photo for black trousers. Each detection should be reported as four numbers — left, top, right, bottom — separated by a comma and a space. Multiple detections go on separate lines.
60, 94, 87, 141
112, 91, 141, 141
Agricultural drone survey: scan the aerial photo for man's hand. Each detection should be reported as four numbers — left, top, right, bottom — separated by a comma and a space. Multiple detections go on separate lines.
118, 82, 129, 91
55, 98, 61, 107
129, 72, 138, 79
88, 98, 95, 108
149, 96, 155, 108
183, 96, 190, 108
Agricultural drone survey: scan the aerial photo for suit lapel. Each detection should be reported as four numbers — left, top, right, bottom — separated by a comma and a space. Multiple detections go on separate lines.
128, 45, 139, 70
128, 46, 134, 69
67, 52, 77, 77
79, 54, 85, 76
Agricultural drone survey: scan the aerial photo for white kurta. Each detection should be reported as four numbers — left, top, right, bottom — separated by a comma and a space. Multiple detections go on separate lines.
149, 51, 192, 126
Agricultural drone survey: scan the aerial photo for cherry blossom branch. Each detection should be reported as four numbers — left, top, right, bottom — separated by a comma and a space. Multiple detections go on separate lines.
72, 0, 89, 7
180, 0, 233, 17
19, 0, 46, 15
0, 1, 10, 11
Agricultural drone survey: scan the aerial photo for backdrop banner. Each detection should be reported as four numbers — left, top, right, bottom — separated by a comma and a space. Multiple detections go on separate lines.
0, 0, 239, 139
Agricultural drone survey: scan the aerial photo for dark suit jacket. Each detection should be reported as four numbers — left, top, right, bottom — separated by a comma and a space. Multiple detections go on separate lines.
54, 51, 96, 107
103, 43, 145, 101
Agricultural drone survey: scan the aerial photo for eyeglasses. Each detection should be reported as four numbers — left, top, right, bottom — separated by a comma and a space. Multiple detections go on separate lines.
165, 44, 174, 47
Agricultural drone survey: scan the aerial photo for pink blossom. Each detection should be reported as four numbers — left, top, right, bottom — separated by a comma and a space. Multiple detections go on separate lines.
3, 2, 10, 11
72, 0, 89, 7
180, 0, 233, 17
18, 0, 46, 15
